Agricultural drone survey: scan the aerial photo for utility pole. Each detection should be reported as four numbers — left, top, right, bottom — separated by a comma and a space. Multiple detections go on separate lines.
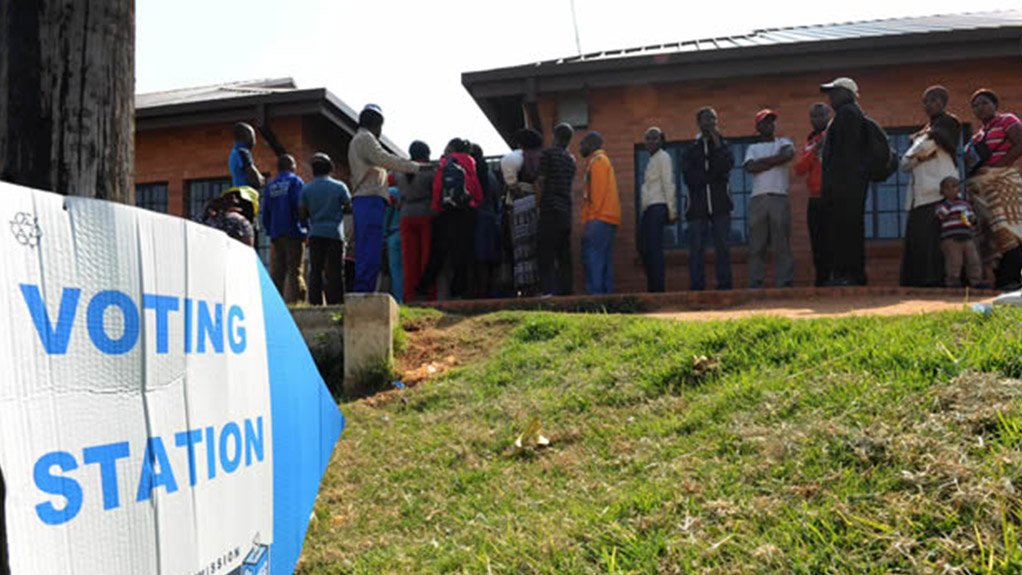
570, 0, 582, 56
0, 1, 135, 203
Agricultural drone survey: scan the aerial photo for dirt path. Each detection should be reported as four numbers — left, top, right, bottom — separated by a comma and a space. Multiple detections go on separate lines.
648, 293, 995, 321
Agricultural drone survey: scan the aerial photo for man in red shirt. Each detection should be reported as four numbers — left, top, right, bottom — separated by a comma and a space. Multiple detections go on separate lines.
794, 103, 831, 286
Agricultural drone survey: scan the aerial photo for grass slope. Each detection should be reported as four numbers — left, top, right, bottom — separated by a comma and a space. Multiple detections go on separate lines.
298, 308, 1022, 574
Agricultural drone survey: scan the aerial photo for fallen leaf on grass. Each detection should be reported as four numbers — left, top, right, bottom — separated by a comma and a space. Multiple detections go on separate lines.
692, 355, 721, 375
403, 356, 458, 386
512, 418, 551, 452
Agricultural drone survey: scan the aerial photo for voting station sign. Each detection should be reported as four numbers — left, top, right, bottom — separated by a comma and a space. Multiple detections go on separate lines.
0, 182, 344, 574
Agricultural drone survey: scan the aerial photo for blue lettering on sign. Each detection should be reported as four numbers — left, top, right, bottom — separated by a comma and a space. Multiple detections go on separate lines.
32, 417, 266, 526
18, 284, 247, 356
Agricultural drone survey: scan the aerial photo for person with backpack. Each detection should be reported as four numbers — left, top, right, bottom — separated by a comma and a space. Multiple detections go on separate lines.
820, 77, 889, 286
415, 138, 483, 299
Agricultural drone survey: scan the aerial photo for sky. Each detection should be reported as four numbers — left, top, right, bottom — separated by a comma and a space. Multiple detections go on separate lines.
136, 0, 1020, 156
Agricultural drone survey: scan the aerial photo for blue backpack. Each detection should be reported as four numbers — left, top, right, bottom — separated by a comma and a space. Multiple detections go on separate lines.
440, 158, 470, 210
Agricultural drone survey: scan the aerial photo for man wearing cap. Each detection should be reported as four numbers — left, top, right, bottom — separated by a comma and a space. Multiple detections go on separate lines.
347, 104, 423, 293
820, 77, 870, 286
744, 109, 795, 288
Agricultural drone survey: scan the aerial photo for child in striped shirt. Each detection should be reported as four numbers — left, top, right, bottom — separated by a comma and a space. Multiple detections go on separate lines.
935, 176, 984, 288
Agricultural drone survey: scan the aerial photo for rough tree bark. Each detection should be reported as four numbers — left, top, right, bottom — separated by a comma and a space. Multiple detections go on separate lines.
0, 0, 135, 202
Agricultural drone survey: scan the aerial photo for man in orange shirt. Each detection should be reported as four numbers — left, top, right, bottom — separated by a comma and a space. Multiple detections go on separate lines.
580, 131, 621, 294
794, 103, 832, 286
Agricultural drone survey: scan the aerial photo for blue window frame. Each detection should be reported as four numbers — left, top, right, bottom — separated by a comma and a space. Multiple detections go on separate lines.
865, 126, 969, 240
634, 137, 759, 249
135, 182, 168, 213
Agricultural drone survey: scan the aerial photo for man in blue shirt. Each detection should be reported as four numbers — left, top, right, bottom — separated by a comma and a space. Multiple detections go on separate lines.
228, 122, 266, 189
300, 153, 352, 305
263, 154, 307, 303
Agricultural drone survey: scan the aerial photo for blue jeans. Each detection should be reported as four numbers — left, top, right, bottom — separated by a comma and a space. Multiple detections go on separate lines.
582, 220, 617, 295
640, 204, 668, 292
688, 214, 732, 291
387, 231, 403, 303
352, 196, 386, 293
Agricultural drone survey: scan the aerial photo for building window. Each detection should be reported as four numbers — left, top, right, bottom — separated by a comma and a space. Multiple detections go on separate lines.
633, 137, 758, 249
864, 127, 969, 240
186, 178, 232, 220
135, 182, 168, 213
865, 129, 913, 240
186, 177, 270, 266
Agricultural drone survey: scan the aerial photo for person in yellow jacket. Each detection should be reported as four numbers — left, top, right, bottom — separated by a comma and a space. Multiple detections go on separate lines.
580, 131, 621, 294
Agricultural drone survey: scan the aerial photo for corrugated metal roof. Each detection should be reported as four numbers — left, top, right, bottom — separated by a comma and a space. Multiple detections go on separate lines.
136, 78, 298, 109
540, 9, 1022, 66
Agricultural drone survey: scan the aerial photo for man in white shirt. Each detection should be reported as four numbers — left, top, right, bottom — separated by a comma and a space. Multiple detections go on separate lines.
640, 126, 677, 292
744, 109, 795, 288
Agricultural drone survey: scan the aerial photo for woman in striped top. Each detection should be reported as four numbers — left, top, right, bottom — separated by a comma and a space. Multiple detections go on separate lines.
965, 88, 1022, 290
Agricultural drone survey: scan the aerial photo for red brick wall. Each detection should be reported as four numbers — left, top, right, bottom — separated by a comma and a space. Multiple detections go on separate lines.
135, 116, 305, 217
535, 56, 1022, 293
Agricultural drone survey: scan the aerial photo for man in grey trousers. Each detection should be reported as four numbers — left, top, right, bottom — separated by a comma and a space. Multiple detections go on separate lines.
744, 109, 796, 288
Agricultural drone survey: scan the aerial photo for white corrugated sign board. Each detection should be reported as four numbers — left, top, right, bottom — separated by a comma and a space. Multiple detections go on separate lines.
0, 182, 344, 574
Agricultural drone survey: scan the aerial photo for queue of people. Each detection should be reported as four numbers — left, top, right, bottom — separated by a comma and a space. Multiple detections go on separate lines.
212, 79, 1022, 304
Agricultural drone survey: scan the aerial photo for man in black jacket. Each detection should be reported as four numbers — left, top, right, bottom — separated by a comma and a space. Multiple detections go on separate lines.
682, 107, 734, 291
820, 77, 870, 286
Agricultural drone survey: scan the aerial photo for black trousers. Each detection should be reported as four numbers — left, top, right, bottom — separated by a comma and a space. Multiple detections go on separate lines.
419, 209, 477, 298
807, 198, 831, 286
308, 236, 345, 305
538, 213, 573, 295
824, 181, 869, 285
996, 246, 1022, 289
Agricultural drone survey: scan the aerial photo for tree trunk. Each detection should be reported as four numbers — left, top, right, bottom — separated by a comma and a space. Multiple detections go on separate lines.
0, 0, 135, 203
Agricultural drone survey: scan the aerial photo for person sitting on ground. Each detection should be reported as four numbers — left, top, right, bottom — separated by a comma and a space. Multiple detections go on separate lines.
935, 176, 984, 288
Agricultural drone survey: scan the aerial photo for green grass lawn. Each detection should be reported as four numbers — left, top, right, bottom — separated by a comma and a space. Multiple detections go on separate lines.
297, 307, 1022, 574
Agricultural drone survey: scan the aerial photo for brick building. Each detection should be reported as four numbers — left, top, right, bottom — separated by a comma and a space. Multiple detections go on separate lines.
134, 78, 403, 262
463, 11, 1022, 291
